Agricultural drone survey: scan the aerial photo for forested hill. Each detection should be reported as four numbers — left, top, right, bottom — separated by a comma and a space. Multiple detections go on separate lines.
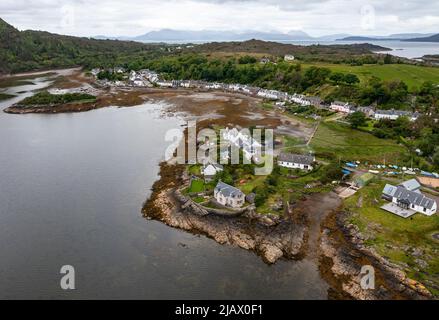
0, 18, 159, 74
186, 39, 392, 63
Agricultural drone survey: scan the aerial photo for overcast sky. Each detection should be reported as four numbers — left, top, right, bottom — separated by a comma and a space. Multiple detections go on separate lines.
1, 0, 438, 37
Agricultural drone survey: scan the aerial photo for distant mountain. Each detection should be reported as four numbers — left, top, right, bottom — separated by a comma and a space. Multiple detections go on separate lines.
315, 34, 351, 41
404, 33, 439, 42
338, 36, 382, 41
95, 29, 438, 43
388, 33, 435, 39
337, 33, 435, 41
129, 29, 313, 42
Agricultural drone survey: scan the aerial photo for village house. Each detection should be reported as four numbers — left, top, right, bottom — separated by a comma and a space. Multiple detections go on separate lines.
91, 68, 101, 77
382, 183, 437, 217
289, 94, 311, 106
356, 106, 375, 118
257, 89, 280, 100
305, 96, 323, 108
330, 101, 357, 114
284, 54, 295, 61
214, 181, 246, 208
156, 80, 174, 88
201, 163, 224, 180
221, 127, 261, 162
277, 152, 315, 171
374, 109, 419, 121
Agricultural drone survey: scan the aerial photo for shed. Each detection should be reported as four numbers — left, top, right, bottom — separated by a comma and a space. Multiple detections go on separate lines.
354, 173, 374, 187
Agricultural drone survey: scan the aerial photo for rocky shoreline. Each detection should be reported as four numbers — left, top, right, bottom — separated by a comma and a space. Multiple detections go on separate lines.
142, 162, 307, 264
319, 209, 433, 300
143, 161, 435, 300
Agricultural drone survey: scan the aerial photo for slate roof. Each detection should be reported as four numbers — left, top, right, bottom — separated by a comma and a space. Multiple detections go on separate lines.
375, 109, 413, 116
399, 179, 421, 192
278, 153, 314, 166
215, 181, 244, 198
382, 184, 436, 209
383, 184, 398, 197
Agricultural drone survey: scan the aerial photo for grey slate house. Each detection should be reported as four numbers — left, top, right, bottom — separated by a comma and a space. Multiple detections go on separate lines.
398, 179, 421, 193
382, 184, 437, 216
278, 153, 315, 171
214, 181, 245, 208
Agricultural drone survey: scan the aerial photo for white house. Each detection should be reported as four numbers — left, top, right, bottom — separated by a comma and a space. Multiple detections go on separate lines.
214, 181, 245, 208
221, 127, 262, 162
382, 184, 437, 216
289, 94, 312, 106
257, 89, 280, 100
201, 163, 223, 178
278, 153, 315, 171
284, 54, 295, 61
91, 68, 101, 77
374, 109, 419, 121
156, 80, 174, 88
330, 101, 356, 114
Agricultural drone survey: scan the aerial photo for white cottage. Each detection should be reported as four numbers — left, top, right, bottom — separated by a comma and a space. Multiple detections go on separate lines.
374, 109, 419, 121
278, 153, 315, 171
201, 163, 224, 178
214, 181, 245, 208
382, 184, 437, 216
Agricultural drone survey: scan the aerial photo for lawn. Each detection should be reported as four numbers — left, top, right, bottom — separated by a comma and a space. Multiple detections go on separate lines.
188, 179, 205, 193
344, 180, 439, 296
301, 62, 439, 90
310, 121, 408, 163
237, 175, 267, 194
188, 164, 201, 176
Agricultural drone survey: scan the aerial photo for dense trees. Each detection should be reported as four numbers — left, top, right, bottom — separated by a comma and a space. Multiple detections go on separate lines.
0, 18, 164, 74
347, 111, 367, 128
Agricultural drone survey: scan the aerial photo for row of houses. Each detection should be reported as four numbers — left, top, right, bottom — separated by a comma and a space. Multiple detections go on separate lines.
94, 68, 324, 108
329, 101, 420, 121
94, 68, 423, 122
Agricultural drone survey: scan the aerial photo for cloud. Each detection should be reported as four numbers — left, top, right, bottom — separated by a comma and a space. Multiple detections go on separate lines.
0, 0, 438, 37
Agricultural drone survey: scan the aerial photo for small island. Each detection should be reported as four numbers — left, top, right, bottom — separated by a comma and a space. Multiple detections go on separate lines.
4, 91, 97, 114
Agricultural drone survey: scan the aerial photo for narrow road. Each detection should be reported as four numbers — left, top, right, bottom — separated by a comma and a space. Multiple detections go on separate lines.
306, 120, 320, 146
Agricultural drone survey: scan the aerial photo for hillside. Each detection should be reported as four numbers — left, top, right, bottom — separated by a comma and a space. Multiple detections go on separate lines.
186, 39, 391, 63
0, 18, 159, 74
405, 33, 439, 42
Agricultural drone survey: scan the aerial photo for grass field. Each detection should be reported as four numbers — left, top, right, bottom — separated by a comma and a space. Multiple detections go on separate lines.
344, 180, 439, 296
310, 121, 408, 163
188, 179, 205, 193
301, 62, 439, 90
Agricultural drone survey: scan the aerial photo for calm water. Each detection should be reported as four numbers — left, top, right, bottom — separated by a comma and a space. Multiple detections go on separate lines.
0, 74, 328, 299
